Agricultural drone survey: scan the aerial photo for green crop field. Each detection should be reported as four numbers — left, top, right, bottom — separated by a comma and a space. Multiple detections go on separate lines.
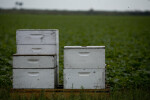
0, 14, 150, 100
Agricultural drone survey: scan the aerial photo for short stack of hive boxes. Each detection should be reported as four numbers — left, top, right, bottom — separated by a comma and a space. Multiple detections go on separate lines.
13, 29, 59, 89
64, 46, 105, 89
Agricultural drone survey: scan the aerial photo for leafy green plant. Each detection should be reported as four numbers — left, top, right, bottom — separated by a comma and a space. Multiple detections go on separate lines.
0, 14, 150, 89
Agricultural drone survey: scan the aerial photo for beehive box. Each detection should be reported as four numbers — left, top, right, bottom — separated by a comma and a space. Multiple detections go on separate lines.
16, 29, 58, 44
13, 68, 56, 89
16, 29, 59, 85
13, 55, 56, 68
64, 69, 105, 89
17, 45, 56, 54
64, 46, 105, 69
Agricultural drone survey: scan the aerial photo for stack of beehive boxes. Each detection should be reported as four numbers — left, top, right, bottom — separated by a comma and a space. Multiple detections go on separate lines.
13, 29, 59, 89
64, 46, 105, 89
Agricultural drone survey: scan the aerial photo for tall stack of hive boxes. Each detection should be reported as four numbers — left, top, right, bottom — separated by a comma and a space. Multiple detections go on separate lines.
64, 46, 105, 89
13, 29, 59, 89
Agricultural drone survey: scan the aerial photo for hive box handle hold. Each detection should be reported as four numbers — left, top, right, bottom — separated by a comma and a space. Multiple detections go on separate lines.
78, 72, 90, 76
32, 48, 42, 53
30, 34, 44, 38
28, 72, 39, 76
78, 52, 90, 56
28, 59, 39, 63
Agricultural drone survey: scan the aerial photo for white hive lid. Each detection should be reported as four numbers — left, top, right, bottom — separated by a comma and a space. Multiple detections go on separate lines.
64, 46, 105, 49
17, 29, 59, 31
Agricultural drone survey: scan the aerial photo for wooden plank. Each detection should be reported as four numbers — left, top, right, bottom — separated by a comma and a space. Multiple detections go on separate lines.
11, 88, 110, 99
11, 88, 110, 92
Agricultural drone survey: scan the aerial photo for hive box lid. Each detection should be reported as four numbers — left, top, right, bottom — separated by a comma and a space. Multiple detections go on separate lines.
64, 46, 105, 49
13, 54, 56, 56
17, 29, 59, 31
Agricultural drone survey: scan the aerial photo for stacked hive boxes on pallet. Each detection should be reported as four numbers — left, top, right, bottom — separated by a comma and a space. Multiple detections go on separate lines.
64, 46, 105, 89
13, 29, 59, 89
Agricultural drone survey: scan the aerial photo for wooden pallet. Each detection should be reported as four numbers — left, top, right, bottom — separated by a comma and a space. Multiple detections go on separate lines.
11, 87, 110, 99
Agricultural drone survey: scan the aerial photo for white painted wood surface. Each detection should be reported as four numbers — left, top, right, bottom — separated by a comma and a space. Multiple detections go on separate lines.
17, 45, 56, 54
13, 55, 56, 68
64, 46, 105, 69
64, 69, 105, 89
13, 68, 56, 89
15, 29, 59, 87
16, 29, 58, 44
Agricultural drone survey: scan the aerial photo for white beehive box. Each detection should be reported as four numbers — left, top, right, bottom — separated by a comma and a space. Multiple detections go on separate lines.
17, 45, 56, 54
13, 55, 56, 68
13, 68, 56, 89
16, 29, 58, 44
64, 46, 105, 69
64, 69, 105, 89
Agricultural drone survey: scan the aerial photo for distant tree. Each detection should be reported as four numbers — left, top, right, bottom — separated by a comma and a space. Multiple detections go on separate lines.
18, 2, 23, 6
88, 8, 94, 15
15, 1, 23, 9
89, 8, 94, 12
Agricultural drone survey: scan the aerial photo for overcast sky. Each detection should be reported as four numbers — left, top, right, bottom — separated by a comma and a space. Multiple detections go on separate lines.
0, 0, 150, 11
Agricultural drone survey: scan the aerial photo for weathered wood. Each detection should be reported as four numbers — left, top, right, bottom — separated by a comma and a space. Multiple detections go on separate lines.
11, 88, 110, 99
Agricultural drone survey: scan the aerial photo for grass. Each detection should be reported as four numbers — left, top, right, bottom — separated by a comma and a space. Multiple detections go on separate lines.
0, 13, 150, 99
